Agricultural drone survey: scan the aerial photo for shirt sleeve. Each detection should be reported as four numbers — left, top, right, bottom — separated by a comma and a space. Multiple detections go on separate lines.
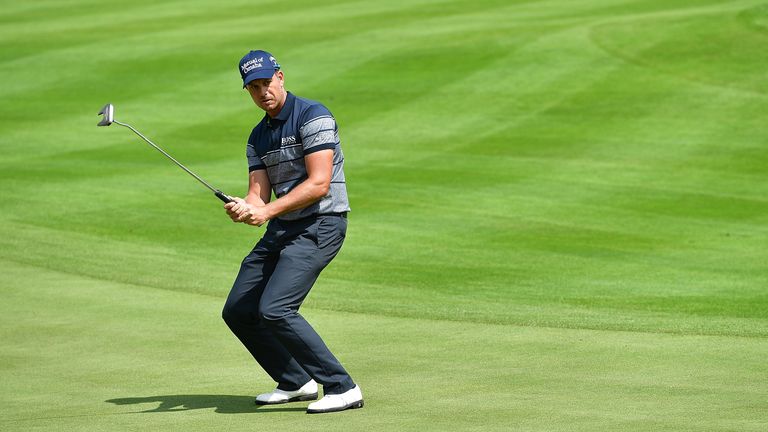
246, 143, 265, 171
299, 104, 338, 155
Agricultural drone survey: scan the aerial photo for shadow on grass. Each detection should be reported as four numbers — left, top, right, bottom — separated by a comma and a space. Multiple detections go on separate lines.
106, 395, 306, 414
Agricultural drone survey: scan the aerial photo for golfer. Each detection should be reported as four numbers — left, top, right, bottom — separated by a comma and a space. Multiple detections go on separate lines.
221, 50, 363, 414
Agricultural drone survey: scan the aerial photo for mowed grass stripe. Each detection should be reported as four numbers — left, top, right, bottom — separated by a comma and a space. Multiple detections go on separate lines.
0, 219, 765, 337
0, 0, 511, 99
1, 259, 766, 432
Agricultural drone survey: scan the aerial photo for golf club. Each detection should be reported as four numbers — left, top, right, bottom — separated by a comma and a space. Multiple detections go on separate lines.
97, 103, 233, 203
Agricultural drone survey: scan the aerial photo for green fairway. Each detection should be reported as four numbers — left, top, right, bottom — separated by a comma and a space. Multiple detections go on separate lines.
1, 0, 767, 431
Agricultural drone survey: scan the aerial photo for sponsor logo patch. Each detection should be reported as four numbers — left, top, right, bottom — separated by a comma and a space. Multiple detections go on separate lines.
241, 57, 264, 74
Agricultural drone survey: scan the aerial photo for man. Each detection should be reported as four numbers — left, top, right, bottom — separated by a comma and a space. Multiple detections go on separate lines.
221, 50, 363, 414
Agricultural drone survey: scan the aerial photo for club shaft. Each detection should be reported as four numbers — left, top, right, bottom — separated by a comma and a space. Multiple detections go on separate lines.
113, 120, 218, 194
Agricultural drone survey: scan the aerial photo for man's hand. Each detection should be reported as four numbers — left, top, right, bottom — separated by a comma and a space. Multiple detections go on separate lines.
240, 205, 270, 227
224, 197, 247, 222
224, 197, 270, 227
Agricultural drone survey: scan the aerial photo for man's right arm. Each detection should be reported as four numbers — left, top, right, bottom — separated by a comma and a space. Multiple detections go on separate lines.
224, 169, 271, 224
245, 169, 271, 206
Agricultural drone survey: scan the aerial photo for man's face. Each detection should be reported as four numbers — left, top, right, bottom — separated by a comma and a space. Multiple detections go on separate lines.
245, 71, 285, 114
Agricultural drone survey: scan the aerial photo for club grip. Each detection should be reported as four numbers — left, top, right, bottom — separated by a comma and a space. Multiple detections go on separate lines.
215, 190, 234, 203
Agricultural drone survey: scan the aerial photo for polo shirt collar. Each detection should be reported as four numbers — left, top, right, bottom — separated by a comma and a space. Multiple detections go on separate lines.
272, 91, 295, 121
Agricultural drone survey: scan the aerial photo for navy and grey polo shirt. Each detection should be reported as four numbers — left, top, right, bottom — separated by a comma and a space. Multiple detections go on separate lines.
246, 92, 350, 221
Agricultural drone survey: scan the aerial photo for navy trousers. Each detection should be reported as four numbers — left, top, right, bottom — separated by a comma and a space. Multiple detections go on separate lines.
222, 214, 355, 395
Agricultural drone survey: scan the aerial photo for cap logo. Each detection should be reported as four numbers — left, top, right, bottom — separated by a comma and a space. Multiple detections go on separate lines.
241, 56, 265, 74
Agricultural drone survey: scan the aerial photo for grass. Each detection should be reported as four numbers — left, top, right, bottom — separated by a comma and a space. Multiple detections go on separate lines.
1, 0, 767, 430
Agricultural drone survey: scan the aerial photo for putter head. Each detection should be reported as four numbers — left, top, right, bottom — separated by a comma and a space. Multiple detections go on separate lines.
97, 103, 114, 126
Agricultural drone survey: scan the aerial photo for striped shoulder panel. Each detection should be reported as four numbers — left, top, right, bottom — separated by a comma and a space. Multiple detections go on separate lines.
300, 116, 338, 151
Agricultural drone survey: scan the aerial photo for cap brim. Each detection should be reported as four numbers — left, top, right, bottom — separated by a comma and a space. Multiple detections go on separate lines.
242, 69, 277, 87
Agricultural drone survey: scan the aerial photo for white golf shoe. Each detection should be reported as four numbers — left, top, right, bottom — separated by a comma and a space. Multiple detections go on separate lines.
255, 380, 318, 405
306, 385, 364, 414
